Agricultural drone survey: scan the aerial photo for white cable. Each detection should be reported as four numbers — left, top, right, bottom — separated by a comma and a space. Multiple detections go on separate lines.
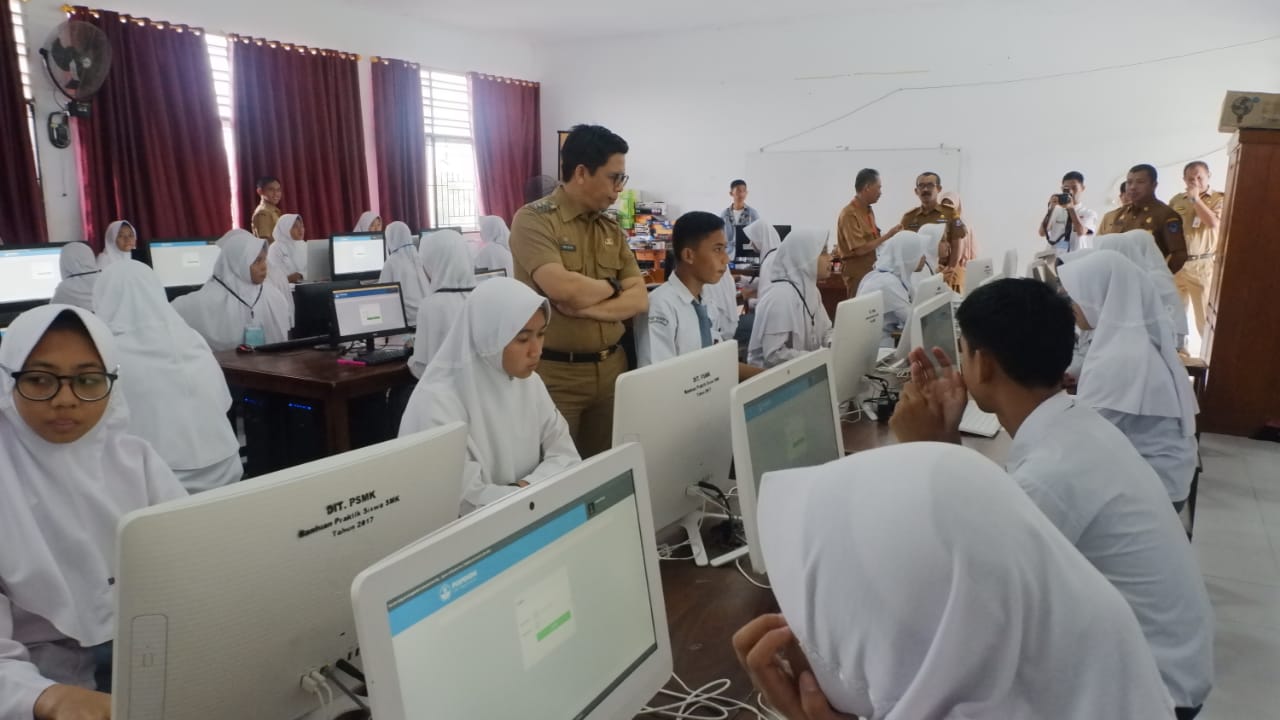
640, 673, 770, 719
308, 670, 335, 706
735, 557, 772, 590
300, 673, 327, 708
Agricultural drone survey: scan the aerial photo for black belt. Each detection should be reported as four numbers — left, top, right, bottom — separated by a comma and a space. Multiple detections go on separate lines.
1186, 253, 1216, 261
542, 346, 620, 364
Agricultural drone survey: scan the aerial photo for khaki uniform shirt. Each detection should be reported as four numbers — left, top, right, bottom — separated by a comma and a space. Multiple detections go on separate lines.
1099, 199, 1187, 259
901, 205, 961, 268
1168, 191, 1225, 258
251, 201, 282, 241
510, 187, 642, 353
836, 200, 879, 281
1099, 207, 1124, 236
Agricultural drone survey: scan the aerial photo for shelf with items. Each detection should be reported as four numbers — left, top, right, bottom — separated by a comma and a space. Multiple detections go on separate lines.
615, 192, 671, 283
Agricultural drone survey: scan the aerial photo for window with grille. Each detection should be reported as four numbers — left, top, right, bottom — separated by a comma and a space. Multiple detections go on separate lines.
421, 70, 478, 232
9, 0, 39, 183
205, 33, 236, 228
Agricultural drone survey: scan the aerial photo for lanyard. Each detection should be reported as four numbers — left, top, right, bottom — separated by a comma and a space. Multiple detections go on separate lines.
68, 270, 101, 279
213, 276, 262, 318
780, 280, 817, 328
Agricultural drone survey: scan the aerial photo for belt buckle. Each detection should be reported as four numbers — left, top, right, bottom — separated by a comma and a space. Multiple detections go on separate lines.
597, 347, 611, 362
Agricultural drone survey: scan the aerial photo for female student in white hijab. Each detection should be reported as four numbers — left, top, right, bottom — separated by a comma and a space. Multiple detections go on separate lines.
474, 215, 515, 279
379, 221, 430, 322
1059, 249, 1199, 507
734, 443, 1176, 720
50, 242, 100, 311
95, 261, 243, 493
266, 214, 307, 323
0, 305, 187, 720
747, 228, 834, 368
856, 230, 927, 347
1095, 229, 1189, 349
400, 278, 580, 515
353, 211, 383, 233
409, 229, 477, 378
96, 220, 136, 269
172, 229, 290, 352
742, 219, 782, 307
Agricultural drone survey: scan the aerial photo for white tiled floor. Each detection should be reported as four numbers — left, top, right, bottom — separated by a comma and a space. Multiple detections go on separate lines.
1193, 433, 1280, 719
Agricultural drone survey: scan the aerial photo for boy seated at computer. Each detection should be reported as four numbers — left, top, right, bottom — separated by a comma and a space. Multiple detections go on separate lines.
889, 278, 1213, 716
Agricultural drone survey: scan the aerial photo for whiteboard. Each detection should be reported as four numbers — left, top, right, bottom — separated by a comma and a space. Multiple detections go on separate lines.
744, 147, 962, 238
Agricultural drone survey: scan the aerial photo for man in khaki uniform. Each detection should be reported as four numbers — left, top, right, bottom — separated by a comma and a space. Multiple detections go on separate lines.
1099, 181, 1130, 234
900, 171, 966, 290
1168, 161, 1225, 337
250, 176, 283, 241
836, 168, 901, 297
1098, 164, 1188, 273
510, 125, 648, 458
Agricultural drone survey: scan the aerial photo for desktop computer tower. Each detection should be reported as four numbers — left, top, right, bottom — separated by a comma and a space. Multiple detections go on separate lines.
239, 391, 327, 478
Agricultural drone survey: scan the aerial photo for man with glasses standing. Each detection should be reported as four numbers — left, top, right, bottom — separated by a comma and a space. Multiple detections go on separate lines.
509, 124, 648, 458
901, 171, 966, 283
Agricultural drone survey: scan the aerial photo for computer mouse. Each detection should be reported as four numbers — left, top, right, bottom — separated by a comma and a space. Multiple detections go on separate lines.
235, 344, 254, 354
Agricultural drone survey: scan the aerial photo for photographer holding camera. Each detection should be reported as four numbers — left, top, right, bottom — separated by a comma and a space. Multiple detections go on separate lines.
1038, 171, 1099, 256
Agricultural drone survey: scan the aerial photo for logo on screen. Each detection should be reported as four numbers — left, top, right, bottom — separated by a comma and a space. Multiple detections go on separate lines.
438, 584, 452, 603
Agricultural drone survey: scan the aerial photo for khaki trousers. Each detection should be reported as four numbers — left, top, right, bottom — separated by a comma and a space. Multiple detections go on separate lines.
538, 351, 627, 458
1175, 259, 1213, 337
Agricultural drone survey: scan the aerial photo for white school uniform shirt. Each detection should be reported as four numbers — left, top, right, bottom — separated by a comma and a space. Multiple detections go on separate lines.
410, 230, 477, 378
1059, 250, 1198, 501
0, 305, 187, 719
94, 260, 243, 493
644, 272, 715, 366
1008, 393, 1213, 707
1046, 204, 1100, 254
702, 267, 739, 342
50, 242, 99, 311
760, 443, 1175, 720
747, 228, 833, 368
171, 230, 290, 352
474, 215, 515, 278
400, 278, 580, 515
1095, 230, 1189, 346
378, 221, 430, 322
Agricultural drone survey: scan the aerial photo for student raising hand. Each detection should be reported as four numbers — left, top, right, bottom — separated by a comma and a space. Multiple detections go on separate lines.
889, 346, 967, 444
33, 684, 111, 720
732, 614, 855, 720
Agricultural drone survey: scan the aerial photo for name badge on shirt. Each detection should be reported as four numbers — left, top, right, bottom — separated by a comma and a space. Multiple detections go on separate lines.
1192, 216, 1202, 229
560, 243, 577, 252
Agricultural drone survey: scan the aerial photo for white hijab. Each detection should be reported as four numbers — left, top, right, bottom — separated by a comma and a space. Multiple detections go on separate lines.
171, 229, 290, 352
748, 228, 832, 361
410, 230, 477, 377
744, 219, 782, 301
475, 216, 515, 278
871, 230, 926, 301
379, 221, 431, 321
1058, 250, 1196, 436
97, 220, 134, 269
94, 260, 240, 473
51, 242, 100, 311
267, 213, 307, 299
916, 222, 944, 272
760, 443, 1175, 719
354, 211, 380, 232
1094, 230, 1188, 342
478, 216, 511, 251
401, 278, 577, 492
0, 305, 187, 647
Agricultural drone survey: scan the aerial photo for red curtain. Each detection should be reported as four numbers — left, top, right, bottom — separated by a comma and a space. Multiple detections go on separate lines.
469, 73, 540, 225
72, 8, 230, 251
372, 59, 427, 230
0, 1, 47, 244
232, 38, 368, 240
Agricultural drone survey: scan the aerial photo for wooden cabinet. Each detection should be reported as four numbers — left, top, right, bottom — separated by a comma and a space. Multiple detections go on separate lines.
1201, 128, 1280, 436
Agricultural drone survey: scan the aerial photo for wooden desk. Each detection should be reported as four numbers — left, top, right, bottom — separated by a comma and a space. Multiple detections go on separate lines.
656, 418, 1010, 716
215, 349, 415, 453
818, 274, 847, 321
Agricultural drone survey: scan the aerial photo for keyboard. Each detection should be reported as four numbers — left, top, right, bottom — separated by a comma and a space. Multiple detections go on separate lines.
253, 335, 330, 353
354, 346, 411, 366
959, 401, 1001, 437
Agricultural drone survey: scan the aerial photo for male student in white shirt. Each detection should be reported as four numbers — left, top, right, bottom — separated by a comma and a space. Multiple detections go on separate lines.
890, 277, 1213, 719
1038, 170, 1099, 255
647, 211, 762, 379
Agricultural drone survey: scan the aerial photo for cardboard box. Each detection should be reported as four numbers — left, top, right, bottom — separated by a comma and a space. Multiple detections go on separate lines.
1220, 91, 1280, 133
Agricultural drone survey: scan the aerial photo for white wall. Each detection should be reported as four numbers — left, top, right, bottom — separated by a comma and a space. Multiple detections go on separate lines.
18, 0, 543, 243
538, 0, 1280, 267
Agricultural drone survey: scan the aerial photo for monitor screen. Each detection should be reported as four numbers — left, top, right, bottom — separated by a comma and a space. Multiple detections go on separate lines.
735, 226, 756, 260
918, 300, 959, 367
743, 364, 842, 497
0, 245, 62, 304
331, 233, 386, 277
475, 268, 507, 283
331, 284, 409, 340
148, 240, 219, 288
383, 471, 658, 719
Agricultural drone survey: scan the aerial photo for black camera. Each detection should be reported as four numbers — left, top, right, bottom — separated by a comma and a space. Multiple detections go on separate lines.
1056, 192, 1072, 206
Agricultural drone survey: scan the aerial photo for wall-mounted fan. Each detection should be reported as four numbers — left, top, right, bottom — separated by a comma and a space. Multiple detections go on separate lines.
38, 20, 112, 148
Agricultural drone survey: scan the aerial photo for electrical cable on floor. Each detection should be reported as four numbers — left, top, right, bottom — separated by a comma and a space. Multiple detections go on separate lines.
735, 557, 771, 590
640, 673, 772, 719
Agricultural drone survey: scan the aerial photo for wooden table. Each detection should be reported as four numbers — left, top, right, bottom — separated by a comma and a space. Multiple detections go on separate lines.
215, 349, 415, 453
655, 418, 1009, 717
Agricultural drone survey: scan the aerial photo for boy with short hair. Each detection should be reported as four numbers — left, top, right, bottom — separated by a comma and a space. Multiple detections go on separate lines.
251, 176, 283, 241
720, 180, 759, 262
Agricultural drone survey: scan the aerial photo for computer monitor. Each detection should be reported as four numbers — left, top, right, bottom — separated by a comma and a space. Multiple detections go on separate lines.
830, 293, 884, 406
307, 238, 332, 281
292, 279, 363, 340
474, 268, 507, 283
962, 258, 995, 296
1002, 248, 1019, 279
0, 243, 65, 305
111, 424, 469, 720
330, 232, 386, 280
730, 350, 844, 574
734, 226, 756, 261
910, 292, 960, 369
612, 342, 737, 565
1030, 260, 1064, 293
351, 443, 672, 720
913, 272, 950, 304
146, 239, 219, 289
773, 225, 792, 241
329, 283, 411, 351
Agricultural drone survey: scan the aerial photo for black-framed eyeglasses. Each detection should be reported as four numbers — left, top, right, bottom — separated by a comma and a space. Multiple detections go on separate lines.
607, 172, 630, 189
916, 182, 938, 190
9, 370, 118, 402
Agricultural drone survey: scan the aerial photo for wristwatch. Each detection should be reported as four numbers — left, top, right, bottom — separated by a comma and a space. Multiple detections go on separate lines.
606, 277, 622, 299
